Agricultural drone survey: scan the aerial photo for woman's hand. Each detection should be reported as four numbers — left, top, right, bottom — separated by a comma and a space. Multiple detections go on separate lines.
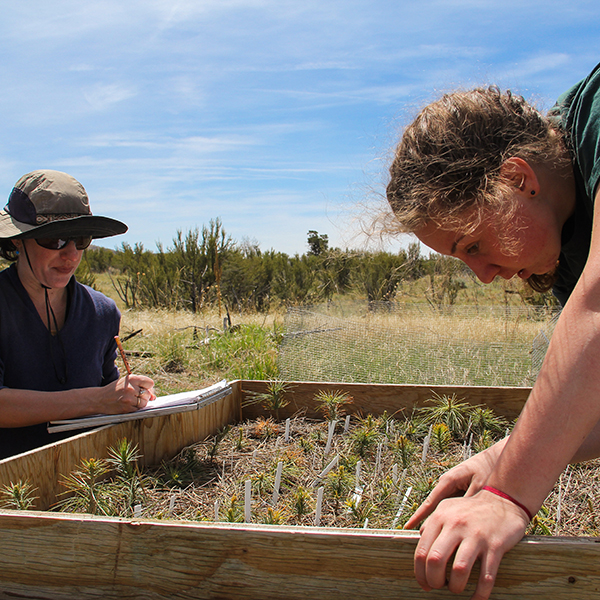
405, 437, 507, 530
415, 490, 530, 599
99, 374, 156, 414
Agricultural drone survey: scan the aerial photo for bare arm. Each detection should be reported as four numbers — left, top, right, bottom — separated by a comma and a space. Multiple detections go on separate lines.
0, 374, 156, 427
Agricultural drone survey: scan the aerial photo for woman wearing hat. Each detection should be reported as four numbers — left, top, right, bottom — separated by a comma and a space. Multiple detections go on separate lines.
0, 170, 155, 459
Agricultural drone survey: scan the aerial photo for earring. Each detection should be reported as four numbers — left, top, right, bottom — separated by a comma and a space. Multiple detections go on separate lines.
530, 190, 536, 196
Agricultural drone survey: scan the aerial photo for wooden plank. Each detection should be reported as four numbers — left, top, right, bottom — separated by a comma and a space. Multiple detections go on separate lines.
0, 510, 597, 599
240, 380, 531, 422
0, 381, 241, 510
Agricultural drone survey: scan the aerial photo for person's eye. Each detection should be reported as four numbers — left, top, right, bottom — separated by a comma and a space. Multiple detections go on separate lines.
465, 243, 479, 256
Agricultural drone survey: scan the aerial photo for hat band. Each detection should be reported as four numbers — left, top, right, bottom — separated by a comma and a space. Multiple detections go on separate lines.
35, 213, 88, 225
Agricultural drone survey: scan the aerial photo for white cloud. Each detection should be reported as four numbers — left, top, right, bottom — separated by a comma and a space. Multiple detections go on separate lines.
501, 53, 572, 79
81, 132, 256, 153
82, 83, 137, 111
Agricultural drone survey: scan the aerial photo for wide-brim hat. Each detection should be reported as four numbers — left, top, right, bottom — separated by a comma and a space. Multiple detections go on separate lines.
0, 170, 128, 240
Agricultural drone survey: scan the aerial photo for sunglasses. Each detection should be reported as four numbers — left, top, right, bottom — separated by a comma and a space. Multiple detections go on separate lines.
35, 236, 93, 251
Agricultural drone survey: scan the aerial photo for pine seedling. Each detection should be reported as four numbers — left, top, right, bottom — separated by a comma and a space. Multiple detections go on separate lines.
474, 429, 495, 452
298, 437, 314, 454
470, 407, 509, 436
181, 446, 201, 472
412, 474, 437, 507
325, 465, 352, 513
378, 411, 395, 436
106, 440, 153, 514
345, 496, 373, 526
394, 435, 414, 469
251, 471, 274, 497
351, 419, 379, 458
291, 486, 312, 519
107, 438, 141, 481
314, 389, 352, 421
158, 446, 201, 488
222, 494, 244, 523
57, 457, 111, 515
252, 416, 279, 440
243, 379, 291, 420
376, 476, 396, 506
528, 505, 553, 536
235, 426, 245, 451
261, 506, 285, 525
400, 411, 430, 440
309, 428, 324, 444
279, 451, 303, 481
432, 423, 451, 453
162, 463, 186, 488
418, 392, 475, 438
207, 425, 231, 461
0, 480, 38, 510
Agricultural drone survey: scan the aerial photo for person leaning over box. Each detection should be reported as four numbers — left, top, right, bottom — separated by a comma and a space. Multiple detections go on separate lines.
386, 61, 600, 599
0, 170, 155, 460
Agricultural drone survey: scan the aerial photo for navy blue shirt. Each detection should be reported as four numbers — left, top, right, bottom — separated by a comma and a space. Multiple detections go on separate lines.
0, 264, 120, 459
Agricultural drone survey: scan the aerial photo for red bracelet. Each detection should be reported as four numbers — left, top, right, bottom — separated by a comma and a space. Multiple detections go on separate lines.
482, 485, 534, 521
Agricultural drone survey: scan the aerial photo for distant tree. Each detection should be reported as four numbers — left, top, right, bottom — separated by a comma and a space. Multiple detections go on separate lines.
307, 230, 329, 256
172, 219, 233, 313
111, 242, 159, 308
405, 242, 424, 280
351, 250, 408, 305
84, 246, 117, 273
318, 250, 357, 299
424, 254, 467, 309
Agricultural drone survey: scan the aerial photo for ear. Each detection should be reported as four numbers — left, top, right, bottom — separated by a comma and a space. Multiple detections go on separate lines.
12, 239, 22, 250
500, 157, 539, 197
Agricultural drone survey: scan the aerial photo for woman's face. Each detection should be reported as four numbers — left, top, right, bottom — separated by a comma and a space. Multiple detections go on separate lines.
16, 238, 84, 290
414, 196, 563, 284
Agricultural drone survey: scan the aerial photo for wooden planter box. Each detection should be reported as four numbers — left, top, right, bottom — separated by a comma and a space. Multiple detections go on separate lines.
0, 380, 598, 599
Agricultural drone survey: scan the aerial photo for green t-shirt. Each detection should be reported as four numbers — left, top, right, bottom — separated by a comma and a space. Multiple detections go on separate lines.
550, 62, 600, 306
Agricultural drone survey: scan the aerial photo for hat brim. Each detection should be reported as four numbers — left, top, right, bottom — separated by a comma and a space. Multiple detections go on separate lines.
0, 211, 127, 240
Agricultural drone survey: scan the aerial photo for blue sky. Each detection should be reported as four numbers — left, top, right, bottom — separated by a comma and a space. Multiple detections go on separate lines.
1, 1, 599, 255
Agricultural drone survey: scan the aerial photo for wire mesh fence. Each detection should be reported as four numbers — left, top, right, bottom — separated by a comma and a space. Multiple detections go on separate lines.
278, 302, 560, 387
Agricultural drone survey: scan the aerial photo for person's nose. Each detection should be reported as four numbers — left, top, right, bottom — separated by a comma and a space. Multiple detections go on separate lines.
464, 257, 501, 284
59, 241, 81, 260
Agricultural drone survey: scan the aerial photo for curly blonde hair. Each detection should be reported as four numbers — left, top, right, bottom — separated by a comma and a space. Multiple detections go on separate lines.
386, 86, 568, 231
386, 86, 569, 290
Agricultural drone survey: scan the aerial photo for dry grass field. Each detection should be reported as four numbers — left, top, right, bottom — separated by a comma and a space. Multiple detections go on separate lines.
117, 308, 284, 395
279, 302, 558, 387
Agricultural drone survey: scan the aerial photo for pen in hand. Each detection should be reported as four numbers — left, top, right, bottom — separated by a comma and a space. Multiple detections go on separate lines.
114, 335, 151, 408
114, 335, 132, 375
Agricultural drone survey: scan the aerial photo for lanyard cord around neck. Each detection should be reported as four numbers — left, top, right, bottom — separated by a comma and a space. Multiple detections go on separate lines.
21, 243, 68, 385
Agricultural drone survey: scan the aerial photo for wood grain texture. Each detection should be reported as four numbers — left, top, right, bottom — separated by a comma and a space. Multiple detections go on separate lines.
0, 511, 597, 599
240, 380, 531, 421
